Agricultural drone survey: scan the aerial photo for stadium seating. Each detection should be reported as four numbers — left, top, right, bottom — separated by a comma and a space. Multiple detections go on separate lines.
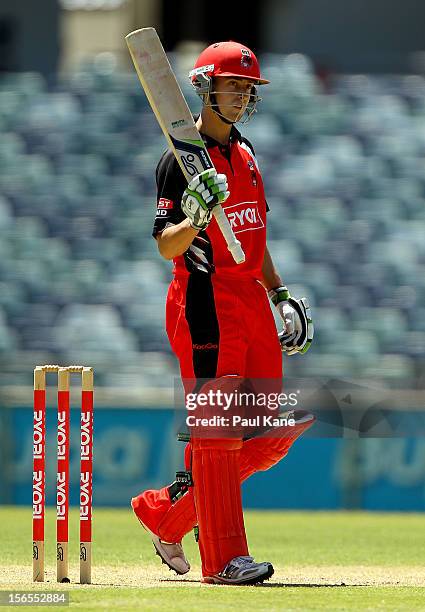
0, 57, 423, 386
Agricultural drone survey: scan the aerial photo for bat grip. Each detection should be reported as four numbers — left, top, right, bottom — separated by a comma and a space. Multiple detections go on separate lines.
213, 206, 245, 264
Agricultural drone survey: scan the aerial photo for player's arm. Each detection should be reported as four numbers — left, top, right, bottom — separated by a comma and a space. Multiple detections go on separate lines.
263, 244, 314, 355
155, 167, 230, 260
156, 219, 199, 260
153, 152, 204, 259
261, 245, 283, 290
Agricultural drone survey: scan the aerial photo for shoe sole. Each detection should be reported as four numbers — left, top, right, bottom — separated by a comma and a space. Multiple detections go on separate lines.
203, 563, 274, 585
131, 500, 189, 576
151, 543, 187, 575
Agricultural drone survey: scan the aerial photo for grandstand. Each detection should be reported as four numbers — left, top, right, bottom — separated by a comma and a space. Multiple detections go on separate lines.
0, 52, 424, 388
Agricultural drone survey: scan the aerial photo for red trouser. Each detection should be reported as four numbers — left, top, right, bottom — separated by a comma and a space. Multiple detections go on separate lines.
136, 274, 285, 577
166, 274, 283, 381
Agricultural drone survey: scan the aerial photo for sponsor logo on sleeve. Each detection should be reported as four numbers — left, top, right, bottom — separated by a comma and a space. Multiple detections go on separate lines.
158, 198, 174, 209
156, 198, 174, 216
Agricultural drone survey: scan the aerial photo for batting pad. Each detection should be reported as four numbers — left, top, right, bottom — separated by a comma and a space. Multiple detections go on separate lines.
192, 438, 248, 577
135, 411, 315, 544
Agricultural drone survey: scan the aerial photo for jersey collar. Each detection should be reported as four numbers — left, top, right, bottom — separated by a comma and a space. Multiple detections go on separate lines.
198, 124, 242, 148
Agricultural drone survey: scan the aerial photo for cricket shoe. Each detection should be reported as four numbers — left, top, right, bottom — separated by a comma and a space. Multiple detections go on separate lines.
202, 556, 274, 585
131, 498, 190, 575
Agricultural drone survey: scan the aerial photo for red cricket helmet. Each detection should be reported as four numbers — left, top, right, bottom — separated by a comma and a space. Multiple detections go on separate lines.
189, 41, 269, 86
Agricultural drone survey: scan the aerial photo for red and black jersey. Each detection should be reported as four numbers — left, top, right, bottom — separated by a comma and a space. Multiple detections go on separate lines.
153, 125, 269, 279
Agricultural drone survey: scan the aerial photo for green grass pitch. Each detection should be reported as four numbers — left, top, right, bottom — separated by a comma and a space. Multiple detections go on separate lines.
1, 506, 425, 610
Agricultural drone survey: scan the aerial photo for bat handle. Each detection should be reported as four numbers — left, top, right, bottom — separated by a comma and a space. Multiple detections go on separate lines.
213, 206, 245, 264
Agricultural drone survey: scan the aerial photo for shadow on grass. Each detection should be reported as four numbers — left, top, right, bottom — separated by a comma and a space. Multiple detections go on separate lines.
260, 582, 366, 588
161, 579, 365, 588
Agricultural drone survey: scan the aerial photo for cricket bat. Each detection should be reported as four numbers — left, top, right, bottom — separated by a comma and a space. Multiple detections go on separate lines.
125, 27, 245, 264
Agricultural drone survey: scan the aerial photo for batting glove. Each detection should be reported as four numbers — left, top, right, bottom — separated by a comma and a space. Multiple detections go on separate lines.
181, 168, 229, 230
269, 286, 314, 356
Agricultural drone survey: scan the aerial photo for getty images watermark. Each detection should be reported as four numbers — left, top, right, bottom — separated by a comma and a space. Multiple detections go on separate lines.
185, 387, 300, 429
172, 378, 310, 438
174, 377, 425, 439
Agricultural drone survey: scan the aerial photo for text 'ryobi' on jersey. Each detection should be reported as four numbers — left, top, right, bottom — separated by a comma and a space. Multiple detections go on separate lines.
224, 202, 264, 234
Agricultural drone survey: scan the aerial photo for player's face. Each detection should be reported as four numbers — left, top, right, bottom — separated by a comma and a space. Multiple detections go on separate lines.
213, 77, 255, 122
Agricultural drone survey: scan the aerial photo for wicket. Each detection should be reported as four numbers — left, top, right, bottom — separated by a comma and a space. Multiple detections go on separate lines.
32, 365, 94, 584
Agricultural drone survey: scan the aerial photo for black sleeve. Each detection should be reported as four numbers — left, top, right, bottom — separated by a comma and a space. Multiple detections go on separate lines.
241, 136, 270, 212
152, 149, 187, 238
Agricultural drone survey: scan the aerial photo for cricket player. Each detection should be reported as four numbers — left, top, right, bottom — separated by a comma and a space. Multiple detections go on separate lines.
132, 41, 314, 585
